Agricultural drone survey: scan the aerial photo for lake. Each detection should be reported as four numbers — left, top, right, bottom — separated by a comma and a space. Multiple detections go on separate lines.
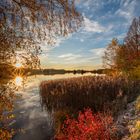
11, 73, 94, 140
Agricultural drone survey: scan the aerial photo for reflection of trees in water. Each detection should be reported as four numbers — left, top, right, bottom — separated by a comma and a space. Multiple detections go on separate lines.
0, 49, 28, 138
0, 68, 27, 138
0, 68, 27, 140
0, 1, 82, 139
0, 78, 18, 139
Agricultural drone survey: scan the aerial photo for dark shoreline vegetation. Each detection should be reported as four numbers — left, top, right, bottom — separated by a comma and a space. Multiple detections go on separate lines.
40, 75, 140, 138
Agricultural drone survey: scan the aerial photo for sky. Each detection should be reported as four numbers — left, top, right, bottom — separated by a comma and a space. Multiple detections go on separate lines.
40, 0, 140, 70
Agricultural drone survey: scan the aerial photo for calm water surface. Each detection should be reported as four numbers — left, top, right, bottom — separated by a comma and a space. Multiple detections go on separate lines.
12, 73, 93, 140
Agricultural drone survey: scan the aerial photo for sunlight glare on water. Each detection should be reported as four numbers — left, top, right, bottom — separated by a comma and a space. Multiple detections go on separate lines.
15, 76, 23, 86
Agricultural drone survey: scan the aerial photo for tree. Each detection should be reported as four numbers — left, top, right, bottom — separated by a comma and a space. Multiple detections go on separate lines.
123, 17, 140, 71
102, 38, 120, 69
0, 0, 82, 68
0, 1, 82, 139
115, 17, 140, 75
103, 17, 140, 78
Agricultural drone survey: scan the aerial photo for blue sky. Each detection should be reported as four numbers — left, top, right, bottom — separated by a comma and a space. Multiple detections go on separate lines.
40, 0, 140, 70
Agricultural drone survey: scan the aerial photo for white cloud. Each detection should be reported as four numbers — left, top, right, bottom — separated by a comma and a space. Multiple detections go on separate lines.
42, 48, 106, 67
76, 0, 105, 11
80, 39, 84, 42
83, 17, 105, 33
89, 47, 105, 58
115, 9, 132, 20
58, 53, 73, 58
58, 53, 82, 61
115, 0, 136, 21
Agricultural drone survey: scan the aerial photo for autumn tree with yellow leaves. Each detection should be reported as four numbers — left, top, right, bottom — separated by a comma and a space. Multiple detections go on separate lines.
103, 17, 140, 78
0, 0, 82, 68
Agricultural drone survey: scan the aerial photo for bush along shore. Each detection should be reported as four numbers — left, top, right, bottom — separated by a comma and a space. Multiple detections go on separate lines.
40, 76, 140, 140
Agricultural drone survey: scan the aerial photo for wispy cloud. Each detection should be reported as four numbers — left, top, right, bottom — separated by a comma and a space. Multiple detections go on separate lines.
83, 17, 105, 33
77, 0, 105, 11
115, 0, 137, 22
89, 48, 105, 59
58, 53, 82, 61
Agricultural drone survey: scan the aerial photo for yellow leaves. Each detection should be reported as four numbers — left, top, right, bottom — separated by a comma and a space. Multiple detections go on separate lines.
111, 38, 119, 46
130, 132, 140, 140
0, 129, 13, 140
135, 121, 140, 131
130, 120, 140, 140
103, 18, 140, 77
129, 66, 140, 80
7, 114, 15, 120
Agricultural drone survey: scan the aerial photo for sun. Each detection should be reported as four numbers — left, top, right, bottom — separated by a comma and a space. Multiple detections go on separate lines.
15, 62, 22, 68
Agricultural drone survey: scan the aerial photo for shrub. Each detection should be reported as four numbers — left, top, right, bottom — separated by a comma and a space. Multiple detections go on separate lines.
55, 109, 117, 140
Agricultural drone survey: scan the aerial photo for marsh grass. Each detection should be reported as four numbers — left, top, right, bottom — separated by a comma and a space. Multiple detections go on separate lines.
40, 76, 140, 116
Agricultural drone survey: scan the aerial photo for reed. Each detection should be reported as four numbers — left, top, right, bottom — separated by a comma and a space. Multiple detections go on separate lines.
40, 76, 140, 115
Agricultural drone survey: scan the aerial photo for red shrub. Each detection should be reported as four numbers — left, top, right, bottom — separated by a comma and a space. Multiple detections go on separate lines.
55, 109, 116, 140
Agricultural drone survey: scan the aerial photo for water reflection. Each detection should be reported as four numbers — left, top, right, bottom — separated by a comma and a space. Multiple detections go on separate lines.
14, 76, 23, 86
9, 73, 94, 140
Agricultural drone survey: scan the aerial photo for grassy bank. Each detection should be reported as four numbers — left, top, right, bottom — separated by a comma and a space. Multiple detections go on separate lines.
40, 76, 140, 116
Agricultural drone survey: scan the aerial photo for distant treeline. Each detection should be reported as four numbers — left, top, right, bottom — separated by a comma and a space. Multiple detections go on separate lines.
28, 68, 113, 75
0, 63, 114, 78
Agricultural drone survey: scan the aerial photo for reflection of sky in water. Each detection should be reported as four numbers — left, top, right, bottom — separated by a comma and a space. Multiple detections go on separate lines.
16, 73, 93, 108
13, 73, 93, 140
